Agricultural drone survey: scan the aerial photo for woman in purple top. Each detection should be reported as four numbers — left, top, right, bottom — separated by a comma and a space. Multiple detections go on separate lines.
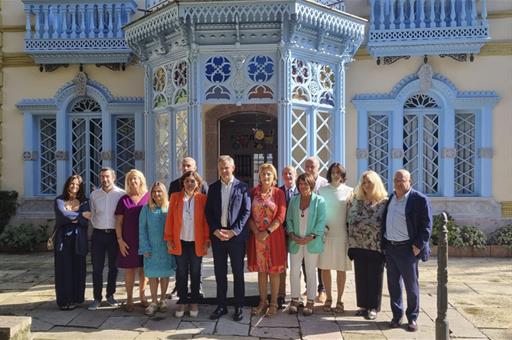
115, 169, 150, 312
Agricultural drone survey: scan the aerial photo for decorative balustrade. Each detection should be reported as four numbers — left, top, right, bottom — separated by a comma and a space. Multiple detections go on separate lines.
367, 0, 489, 59
145, 0, 173, 10
22, 0, 137, 66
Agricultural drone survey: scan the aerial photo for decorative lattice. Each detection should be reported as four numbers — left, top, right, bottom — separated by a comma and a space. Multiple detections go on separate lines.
316, 111, 332, 175
455, 113, 476, 195
206, 85, 231, 100
291, 58, 335, 107
368, 114, 389, 188
173, 61, 188, 87
156, 113, 170, 182
174, 89, 188, 104
248, 85, 273, 99
115, 117, 136, 187
39, 118, 57, 195
403, 114, 419, 189
205, 56, 231, 83
247, 56, 274, 82
422, 114, 439, 194
71, 118, 102, 194
153, 66, 167, 109
291, 109, 308, 173
404, 94, 439, 109
71, 97, 101, 113
175, 109, 189, 174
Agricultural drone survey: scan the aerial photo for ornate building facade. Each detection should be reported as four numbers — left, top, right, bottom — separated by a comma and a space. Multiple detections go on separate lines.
1, 0, 511, 231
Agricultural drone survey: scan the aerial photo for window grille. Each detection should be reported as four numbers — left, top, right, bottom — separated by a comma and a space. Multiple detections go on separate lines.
455, 113, 476, 195
316, 111, 332, 175
115, 117, 136, 186
175, 109, 188, 175
291, 108, 308, 173
156, 113, 170, 182
71, 97, 101, 113
368, 114, 389, 187
39, 118, 57, 194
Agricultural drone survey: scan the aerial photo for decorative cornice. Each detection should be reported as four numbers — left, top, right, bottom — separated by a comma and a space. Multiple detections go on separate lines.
1, 25, 25, 33
1, 52, 35, 67
480, 42, 512, 56
488, 10, 512, 19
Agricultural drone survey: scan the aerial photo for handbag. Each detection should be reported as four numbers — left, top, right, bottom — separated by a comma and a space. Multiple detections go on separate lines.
47, 229, 57, 251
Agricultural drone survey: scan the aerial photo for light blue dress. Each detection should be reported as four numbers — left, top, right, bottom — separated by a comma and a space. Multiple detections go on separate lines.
138, 205, 176, 278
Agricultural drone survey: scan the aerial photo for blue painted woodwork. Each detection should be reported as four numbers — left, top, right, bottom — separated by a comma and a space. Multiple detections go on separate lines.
368, 0, 489, 57
124, 0, 365, 183
352, 67, 499, 197
17, 79, 144, 197
22, 0, 137, 64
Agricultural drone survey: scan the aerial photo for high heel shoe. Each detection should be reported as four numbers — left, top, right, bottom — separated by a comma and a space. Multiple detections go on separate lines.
266, 303, 278, 317
251, 301, 268, 316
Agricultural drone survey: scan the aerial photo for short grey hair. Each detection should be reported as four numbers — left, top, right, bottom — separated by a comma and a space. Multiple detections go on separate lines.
305, 156, 320, 167
218, 155, 235, 166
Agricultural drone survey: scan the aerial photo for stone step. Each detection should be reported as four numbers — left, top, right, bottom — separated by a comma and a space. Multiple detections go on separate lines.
0, 315, 31, 340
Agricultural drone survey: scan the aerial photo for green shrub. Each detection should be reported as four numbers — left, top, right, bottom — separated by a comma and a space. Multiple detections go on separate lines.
431, 213, 463, 247
0, 224, 49, 253
458, 225, 487, 248
0, 191, 18, 234
488, 224, 512, 247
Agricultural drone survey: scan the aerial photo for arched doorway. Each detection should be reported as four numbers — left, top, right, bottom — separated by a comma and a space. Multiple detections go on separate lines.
219, 112, 277, 187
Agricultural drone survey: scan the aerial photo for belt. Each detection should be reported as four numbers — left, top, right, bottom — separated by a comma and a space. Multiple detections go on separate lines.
94, 228, 115, 234
386, 239, 410, 246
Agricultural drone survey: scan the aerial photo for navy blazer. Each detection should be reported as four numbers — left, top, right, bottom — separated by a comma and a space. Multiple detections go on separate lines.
205, 177, 251, 243
382, 189, 433, 261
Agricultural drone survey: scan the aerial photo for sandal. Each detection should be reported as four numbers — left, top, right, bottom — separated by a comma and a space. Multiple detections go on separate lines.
334, 301, 344, 314
266, 303, 278, 317
139, 298, 149, 308
288, 298, 299, 314
322, 299, 333, 312
251, 300, 268, 316
303, 299, 314, 316
123, 303, 135, 313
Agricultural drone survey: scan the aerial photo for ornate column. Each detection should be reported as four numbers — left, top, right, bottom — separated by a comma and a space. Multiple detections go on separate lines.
277, 41, 293, 179
143, 65, 156, 184
332, 58, 347, 165
188, 46, 204, 176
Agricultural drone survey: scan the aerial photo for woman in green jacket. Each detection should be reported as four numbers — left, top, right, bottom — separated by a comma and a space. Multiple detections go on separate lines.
286, 173, 326, 316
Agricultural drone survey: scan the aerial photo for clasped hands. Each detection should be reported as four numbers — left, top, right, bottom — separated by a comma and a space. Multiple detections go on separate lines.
214, 228, 235, 241
289, 232, 314, 245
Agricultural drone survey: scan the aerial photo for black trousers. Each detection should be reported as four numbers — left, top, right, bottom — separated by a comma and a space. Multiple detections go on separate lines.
175, 241, 202, 304
350, 248, 385, 311
54, 228, 86, 307
91, 229, 119, 301
212, 239, 245, 308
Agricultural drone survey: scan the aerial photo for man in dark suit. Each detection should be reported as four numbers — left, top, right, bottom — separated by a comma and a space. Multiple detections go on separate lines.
205, 155, 251, 321
277, 165, 297, 308
168, 157, 208, 196
382, 169, 432, 332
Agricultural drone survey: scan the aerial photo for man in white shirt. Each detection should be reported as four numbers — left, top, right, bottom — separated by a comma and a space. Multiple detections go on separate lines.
303, 156, 329, 303
88, 167, 125, 310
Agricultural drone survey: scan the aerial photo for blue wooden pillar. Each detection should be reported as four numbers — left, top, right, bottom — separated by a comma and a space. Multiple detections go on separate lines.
479, 104, 493, 197
277, 43, 292, 180
56, 106, 68, 193
441, 103, 455, 197
144, 66, 156, 184
23, 112, 35, 197
333, 59, 347, 165
189, 48, 204, 177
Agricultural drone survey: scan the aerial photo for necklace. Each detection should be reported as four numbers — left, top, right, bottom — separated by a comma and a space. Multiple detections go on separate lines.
300, 195, 311, 217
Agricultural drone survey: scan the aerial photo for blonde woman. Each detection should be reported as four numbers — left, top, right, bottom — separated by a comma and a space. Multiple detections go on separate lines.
115, 169, 150, 312
347, 170, 388, 320
139, 182, 176, 316
247, 163, 287, 317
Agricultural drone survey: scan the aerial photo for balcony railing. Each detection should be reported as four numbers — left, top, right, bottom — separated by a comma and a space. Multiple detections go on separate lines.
22, 0, 137, 66
367, 0, 489, 58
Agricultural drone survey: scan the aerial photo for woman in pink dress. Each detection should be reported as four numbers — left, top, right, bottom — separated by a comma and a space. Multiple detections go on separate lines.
115, 169, 150, 312
247, 163, 287, 317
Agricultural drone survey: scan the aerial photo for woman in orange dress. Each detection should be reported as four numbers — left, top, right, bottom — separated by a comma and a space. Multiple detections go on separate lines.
247, 163, 287, 317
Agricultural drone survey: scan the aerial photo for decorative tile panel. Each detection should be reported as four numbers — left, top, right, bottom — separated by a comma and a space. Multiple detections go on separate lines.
292, 58, 335, 107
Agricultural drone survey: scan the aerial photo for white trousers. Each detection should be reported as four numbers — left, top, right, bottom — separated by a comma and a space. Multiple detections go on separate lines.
290, 245, 319, 301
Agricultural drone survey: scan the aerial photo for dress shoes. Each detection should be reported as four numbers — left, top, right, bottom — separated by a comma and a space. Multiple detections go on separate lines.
366, 309, 377, 320
233, 306, 243, 321
389, 318, 402, 329
407, 320, 418, 332
209, 306, 228, 320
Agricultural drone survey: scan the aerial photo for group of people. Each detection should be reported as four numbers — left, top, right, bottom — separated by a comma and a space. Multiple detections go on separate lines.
52, 154, 432, 332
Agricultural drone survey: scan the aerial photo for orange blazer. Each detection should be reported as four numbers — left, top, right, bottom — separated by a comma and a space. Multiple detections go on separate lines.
164, 191, 210, 256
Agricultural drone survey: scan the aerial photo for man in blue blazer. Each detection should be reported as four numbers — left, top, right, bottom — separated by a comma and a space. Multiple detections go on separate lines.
382, 169, 432, 332
205, 155, 251, 321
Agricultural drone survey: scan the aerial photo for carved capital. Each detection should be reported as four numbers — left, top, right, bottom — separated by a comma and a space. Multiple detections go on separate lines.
356, 148, 368, 159
441, 148, 456, 159
55, 150, 67, 160
478, 148, 493, 159
392, 149, 404, 159
23, 151, 37, 161
135, 150, 145, 160
101, 151, 113, 161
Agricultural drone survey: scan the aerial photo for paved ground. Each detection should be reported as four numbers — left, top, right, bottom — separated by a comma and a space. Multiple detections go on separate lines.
0, 252, 510, 339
